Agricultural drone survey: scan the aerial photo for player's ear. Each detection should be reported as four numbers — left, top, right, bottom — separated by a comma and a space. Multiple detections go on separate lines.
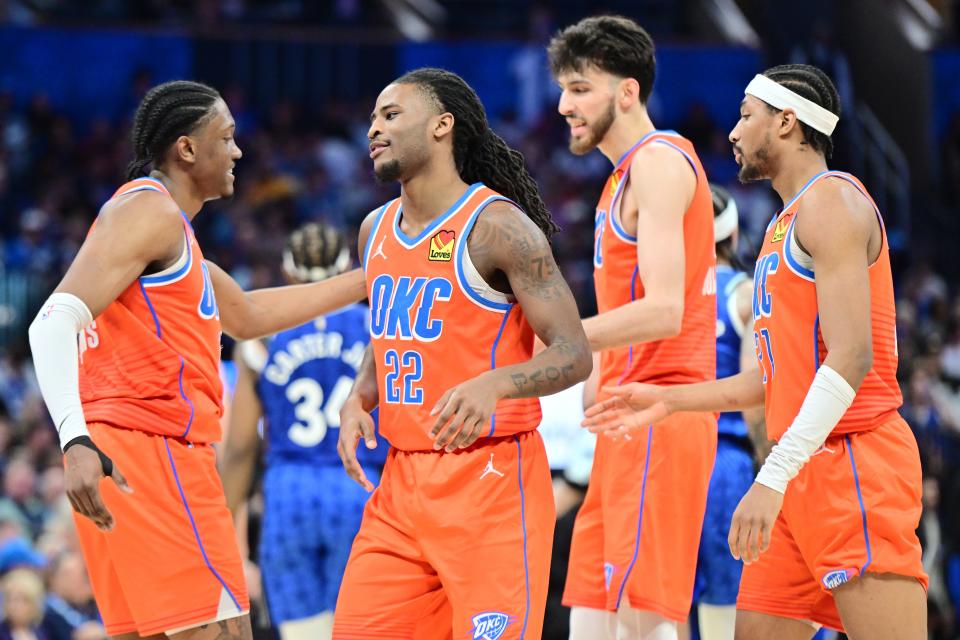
778, 108, 801, 139
618, 77, 641, 110
433, 112, 454, 141
174, 135, 198, 166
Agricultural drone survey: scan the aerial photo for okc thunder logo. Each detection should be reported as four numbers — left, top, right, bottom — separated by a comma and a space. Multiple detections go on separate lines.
468, 611, 513, 640
822, 569, 853, 589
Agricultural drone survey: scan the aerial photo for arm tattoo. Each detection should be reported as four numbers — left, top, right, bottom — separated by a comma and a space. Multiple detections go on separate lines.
507, 335, 586, 397
469, 204, 591, 398
468, 206, 567, 300
511, 364, 575, 395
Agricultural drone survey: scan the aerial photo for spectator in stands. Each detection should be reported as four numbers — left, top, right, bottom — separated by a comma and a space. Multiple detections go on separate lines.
0, 569, 47, 640
41, 552, 104, 640
0, 459, 43, 540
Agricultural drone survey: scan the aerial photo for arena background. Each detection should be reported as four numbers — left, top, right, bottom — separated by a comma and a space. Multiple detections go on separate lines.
0, 1, 959, 638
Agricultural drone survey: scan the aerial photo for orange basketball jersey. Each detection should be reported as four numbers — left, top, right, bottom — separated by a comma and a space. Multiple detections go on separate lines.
362, 183, 542, 451
752, 171, 901, 440
78, 177, 224, 443
593, 130, 716, 387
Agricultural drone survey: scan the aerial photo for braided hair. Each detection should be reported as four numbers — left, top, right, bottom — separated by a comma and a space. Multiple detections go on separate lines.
284, 222, 351, 283
395, 68, 559, 238
125, 80, 222, 181
761, 64, 841, 159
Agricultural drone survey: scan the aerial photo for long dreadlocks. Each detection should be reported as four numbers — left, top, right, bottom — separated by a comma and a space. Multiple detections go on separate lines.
395, 68, 559, 238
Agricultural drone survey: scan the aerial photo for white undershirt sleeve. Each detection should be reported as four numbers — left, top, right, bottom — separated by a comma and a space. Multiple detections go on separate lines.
27, 292, 94, 450
755, 364, 856, 494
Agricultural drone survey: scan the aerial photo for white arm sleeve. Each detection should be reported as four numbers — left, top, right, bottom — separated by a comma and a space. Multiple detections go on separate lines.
27, 292, 94, 449
755, 364, 856, 494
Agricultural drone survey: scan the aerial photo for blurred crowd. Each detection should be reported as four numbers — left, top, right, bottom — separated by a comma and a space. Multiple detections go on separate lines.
0, 57, 959, 638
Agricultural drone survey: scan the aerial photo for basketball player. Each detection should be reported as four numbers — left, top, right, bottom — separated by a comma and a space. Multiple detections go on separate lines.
332, 68, 592, 639
584, 64, 927, 639
690, 185, 764, 640
27, 81, 367, 640
221, 222, 385, 640
548, 16, 718, 639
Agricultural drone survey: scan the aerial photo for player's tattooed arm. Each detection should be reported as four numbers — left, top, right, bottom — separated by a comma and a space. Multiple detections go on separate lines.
506, 336, 584, 396
430, 203, 591, 452
467, 201, 592, 399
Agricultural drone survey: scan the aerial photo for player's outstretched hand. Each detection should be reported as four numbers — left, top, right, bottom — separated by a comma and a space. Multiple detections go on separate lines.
728, 482, 783, 564
430, 371, 499, 452
337, 394, 377, 492
64, 439, 132, 532
581, 383, 672, 435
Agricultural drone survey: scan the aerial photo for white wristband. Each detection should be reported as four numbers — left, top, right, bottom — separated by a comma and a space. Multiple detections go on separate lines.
755, 364, 856, 494
28, 292, 94, 449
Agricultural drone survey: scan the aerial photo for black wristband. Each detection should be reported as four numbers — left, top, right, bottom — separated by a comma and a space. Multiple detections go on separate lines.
63, 435, 114, 477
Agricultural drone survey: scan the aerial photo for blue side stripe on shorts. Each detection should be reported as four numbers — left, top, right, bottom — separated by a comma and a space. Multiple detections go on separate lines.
845, 435, 873, 573
164, 439, 242, 612
616, 424, 654, 608
515, 435, 531, 639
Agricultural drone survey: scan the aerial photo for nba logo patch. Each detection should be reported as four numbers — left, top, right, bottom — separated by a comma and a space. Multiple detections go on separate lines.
468, 611, 513, 640
429, 229, 455, 261
822, 569, 853, 589
603, 562, 615, 590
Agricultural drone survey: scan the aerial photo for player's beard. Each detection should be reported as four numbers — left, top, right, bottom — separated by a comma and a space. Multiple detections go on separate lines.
737, 134, 773, 183
569, 100, 615, 156
374, 159, 402, 184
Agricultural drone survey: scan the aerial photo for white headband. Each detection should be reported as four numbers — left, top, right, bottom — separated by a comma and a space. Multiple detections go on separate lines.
744, 74, 839, 136
283, 246, 351, 283
714, 197, 739, 243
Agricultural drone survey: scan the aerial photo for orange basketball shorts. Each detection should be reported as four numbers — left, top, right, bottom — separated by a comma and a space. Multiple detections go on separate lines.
563, 412, 717, 620
332, 430, 554, 640
737, 416, 927, 631
73, 423, 249, 637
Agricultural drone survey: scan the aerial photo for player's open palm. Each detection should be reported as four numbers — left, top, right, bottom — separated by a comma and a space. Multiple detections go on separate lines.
64, 442, 132, 532
430, 371, 499, 452
337, 395, 377, 491
728, 482, 783, 564
581, 383, 672, 435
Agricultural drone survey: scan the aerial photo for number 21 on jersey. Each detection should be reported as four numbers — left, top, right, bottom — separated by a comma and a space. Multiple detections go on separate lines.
752, 252, 779, 384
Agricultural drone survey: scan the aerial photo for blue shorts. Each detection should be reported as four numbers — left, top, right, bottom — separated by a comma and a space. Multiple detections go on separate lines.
259, 462, 380, 623
693, 436, 754, 606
